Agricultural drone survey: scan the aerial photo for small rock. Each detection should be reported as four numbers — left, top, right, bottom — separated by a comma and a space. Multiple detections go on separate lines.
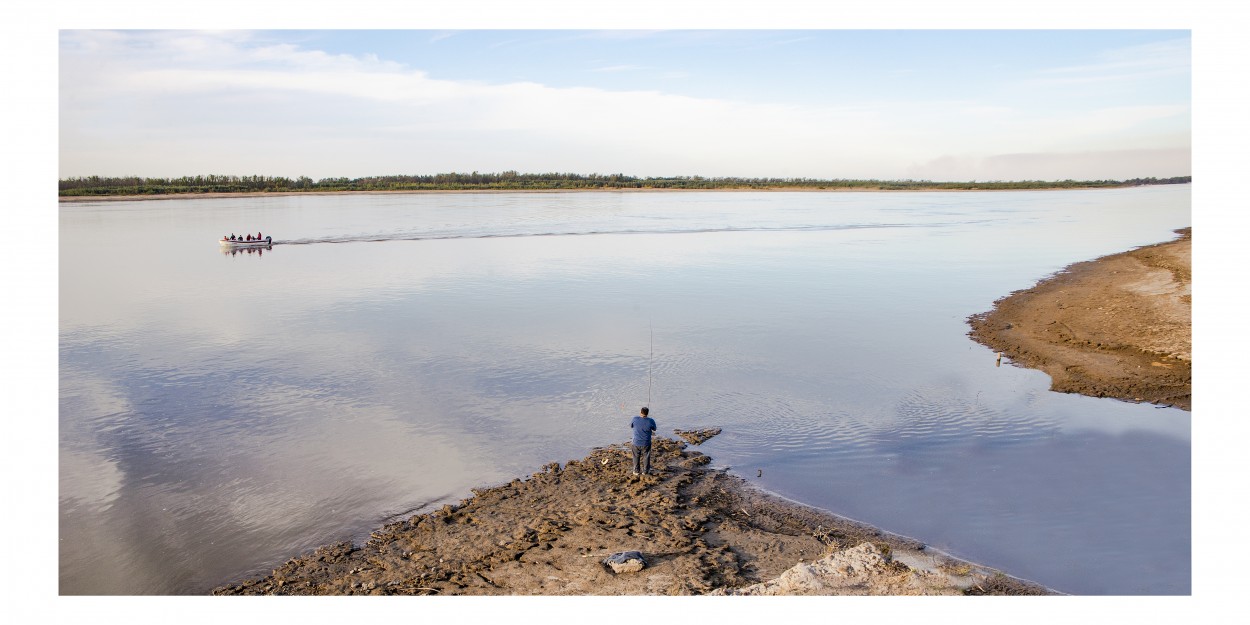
603, 551, 647, 574
675, 428, 722, 445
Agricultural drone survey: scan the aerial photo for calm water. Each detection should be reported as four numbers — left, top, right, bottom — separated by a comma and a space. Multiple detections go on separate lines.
59, 187, 1191, 595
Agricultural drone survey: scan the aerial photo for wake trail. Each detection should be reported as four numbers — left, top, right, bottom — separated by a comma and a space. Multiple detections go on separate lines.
273, 221, 962, 246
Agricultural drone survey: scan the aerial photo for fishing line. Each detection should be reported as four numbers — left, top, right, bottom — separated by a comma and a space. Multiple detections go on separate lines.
648, 318, 654, 406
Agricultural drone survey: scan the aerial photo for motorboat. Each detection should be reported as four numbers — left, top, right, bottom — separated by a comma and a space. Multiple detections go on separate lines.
220, 236, 273, 247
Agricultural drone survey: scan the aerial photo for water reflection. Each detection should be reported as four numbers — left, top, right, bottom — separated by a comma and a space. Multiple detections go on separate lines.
219, 245, 273, 257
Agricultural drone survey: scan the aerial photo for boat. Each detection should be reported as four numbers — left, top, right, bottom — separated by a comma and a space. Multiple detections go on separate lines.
220, 236, 273, 247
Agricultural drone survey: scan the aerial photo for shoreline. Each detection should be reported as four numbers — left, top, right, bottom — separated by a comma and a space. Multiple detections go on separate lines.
213, 432, 1051, 596
59, 185, 1140, 203
968, 228, 1191, 410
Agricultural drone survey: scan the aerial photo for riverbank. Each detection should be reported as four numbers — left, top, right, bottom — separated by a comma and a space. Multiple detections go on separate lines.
57, 185, 1143, 203
59, 189, 684, 202
213, 431, 1050, 596
968, 228, 1191, 410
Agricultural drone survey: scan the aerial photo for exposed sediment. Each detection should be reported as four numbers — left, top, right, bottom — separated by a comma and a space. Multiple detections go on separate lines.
968, 228, 1191, 410
213, 432, 1047, 596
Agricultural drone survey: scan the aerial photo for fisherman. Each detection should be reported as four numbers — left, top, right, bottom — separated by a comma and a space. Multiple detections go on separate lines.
630, 407, 657, 477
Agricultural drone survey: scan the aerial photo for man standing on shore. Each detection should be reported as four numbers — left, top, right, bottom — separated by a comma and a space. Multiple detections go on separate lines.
630, 407, 657, 477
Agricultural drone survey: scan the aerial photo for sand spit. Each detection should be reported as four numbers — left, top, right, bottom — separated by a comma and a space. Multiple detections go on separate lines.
968, 228, 1191, 410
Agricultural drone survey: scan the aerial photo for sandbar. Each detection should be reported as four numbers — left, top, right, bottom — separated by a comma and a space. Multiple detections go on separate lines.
968, 229, 1191, 410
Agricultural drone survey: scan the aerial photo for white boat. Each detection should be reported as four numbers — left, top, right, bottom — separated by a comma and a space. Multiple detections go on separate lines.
219, 236, 272, 247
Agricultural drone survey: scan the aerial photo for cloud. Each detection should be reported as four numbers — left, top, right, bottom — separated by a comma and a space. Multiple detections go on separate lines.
428, 31, 459, 44
906, 147, 1191, 182
59, 31, 1191, 180
60, 31, 890, 177
1029, 37, 1190, 86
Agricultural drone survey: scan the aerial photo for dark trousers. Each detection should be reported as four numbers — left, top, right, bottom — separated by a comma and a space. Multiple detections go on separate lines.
632, 443, 652, 474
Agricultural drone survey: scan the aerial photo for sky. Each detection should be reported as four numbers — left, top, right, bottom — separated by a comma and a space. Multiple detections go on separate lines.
58, 28, 1191, 182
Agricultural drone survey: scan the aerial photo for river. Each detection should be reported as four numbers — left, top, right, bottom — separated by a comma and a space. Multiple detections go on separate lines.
59, 186, 1191, 594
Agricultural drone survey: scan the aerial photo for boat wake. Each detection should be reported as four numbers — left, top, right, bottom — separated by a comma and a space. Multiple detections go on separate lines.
274, 221, 944, 246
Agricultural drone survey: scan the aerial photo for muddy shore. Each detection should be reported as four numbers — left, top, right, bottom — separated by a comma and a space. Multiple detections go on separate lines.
968, 228, 1191, 410
213, 431, 1049, 596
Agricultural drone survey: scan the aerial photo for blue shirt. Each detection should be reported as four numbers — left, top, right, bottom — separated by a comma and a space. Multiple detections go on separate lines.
630, 416, 656, 446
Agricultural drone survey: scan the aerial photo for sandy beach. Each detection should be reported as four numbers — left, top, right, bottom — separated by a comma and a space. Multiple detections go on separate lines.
968, 228, 1191, 410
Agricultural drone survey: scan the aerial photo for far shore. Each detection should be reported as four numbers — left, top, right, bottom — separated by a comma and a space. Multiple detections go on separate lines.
58, 188, 700, 202
58, 185, 1140, 203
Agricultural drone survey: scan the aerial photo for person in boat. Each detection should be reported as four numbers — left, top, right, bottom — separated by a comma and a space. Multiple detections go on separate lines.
247, 234, 253, 241
229, 234, 236, 240
256, 232, 263, 240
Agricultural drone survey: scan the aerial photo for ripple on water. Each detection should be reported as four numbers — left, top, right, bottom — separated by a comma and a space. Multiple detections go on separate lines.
882, 386, 1060, 453
695, 379, 1062, 469
699, 390, 876, 460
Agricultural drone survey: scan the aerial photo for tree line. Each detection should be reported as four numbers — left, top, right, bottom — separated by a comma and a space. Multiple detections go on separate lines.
58, 172, 1193, 196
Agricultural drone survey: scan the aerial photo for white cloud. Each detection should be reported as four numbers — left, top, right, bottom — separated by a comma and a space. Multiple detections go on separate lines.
1031, 38, 1191, 86
59, 31, 1191, 180
949, 103, 1190, 153
906, 147, 1191, 182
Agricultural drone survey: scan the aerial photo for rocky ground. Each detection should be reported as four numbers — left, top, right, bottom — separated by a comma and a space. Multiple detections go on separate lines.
968, 228, 1191, 410
213, 430, 1048, 596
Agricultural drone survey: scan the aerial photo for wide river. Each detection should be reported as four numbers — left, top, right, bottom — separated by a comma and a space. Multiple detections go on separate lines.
59, 186, 1191, 595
